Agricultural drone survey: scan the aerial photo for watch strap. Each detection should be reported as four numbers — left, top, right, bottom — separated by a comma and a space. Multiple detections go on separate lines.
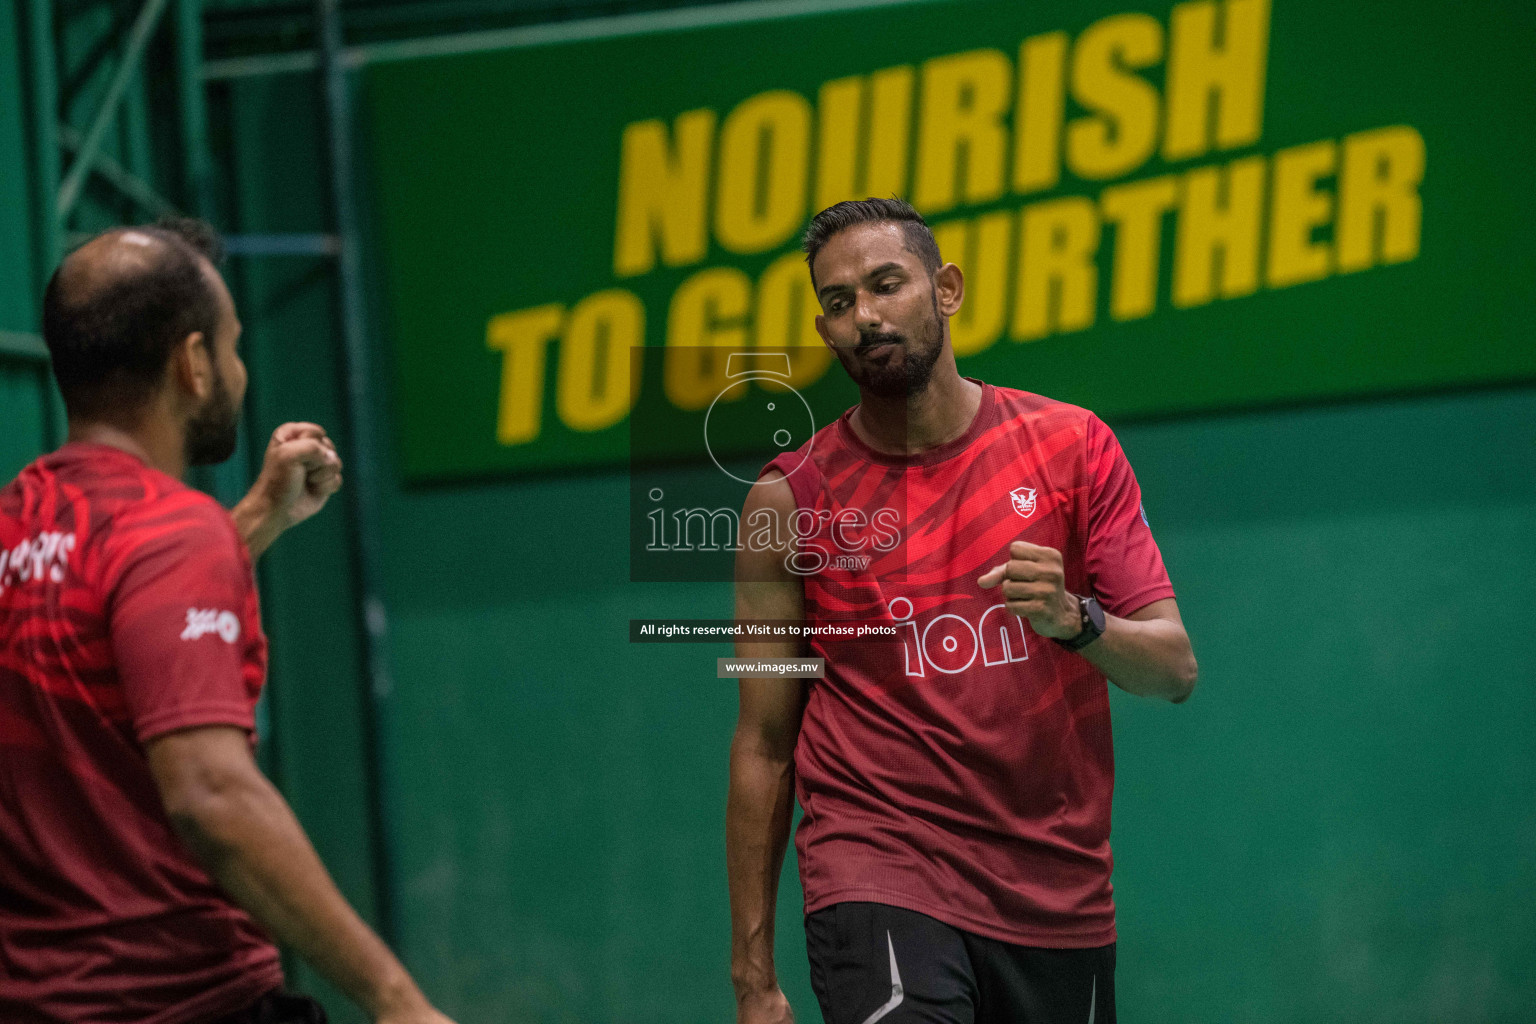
1053, 594, 1105, 652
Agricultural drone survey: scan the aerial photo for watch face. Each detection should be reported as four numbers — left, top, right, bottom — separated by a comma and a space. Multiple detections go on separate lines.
1085, 596, 1106, 632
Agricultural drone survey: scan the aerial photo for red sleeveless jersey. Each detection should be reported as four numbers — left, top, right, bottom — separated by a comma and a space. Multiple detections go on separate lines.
0, 444, 281, 1024
764, 381, 1174, 947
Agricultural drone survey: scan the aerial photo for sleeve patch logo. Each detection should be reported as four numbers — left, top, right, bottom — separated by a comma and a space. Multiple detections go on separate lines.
181, 608, 241, 644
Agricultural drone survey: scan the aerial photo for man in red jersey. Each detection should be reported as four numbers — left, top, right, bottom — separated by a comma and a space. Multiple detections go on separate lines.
727, 198, 1198, 1024
0, 221, 455, 1024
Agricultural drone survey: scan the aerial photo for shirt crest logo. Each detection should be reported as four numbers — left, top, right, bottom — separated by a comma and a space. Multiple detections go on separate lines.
1009, 486, 1038, 518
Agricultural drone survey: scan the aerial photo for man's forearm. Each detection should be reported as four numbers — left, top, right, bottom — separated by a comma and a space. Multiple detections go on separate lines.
230, 494, 283, 560
168, 772, 428, 1019
1079, 612, 1197, 702
725, 739, 796, 997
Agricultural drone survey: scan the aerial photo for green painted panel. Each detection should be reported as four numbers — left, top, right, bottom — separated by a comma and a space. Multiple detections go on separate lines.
0, 0, 35, 335
1108, 387, 1536, 1023
0, 363, 46, 480
386, 591, 758, 1021
1112, 505, 1536, 1021
0, 0, 46, 477
365, 0, 1536, 480
377, 462, 812, 1020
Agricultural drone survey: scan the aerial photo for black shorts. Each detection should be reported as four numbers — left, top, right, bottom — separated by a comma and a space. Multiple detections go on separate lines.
806, 902, 1115, 1024
207, 989, 327, 1024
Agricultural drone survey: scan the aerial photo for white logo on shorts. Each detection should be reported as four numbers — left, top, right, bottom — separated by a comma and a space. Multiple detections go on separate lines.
181, 608, 241, 644
858, 931, 905, 1024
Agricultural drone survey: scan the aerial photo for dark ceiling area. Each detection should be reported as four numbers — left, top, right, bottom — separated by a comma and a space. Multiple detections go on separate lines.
200, 0, 735, 58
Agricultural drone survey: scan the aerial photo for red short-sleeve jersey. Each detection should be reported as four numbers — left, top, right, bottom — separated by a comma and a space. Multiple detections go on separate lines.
764, 382, 1175, 947
0, 443, 282, 1024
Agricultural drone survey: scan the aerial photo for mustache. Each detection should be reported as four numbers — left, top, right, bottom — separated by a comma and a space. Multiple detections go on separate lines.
856, 330, 905, 352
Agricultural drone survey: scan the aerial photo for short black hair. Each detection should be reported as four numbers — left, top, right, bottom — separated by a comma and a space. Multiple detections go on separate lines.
802, 197, 942, 289
43, 218, 226, 421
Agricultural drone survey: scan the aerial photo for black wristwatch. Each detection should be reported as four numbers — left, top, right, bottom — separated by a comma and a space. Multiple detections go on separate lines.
1053, 594, 1106, 652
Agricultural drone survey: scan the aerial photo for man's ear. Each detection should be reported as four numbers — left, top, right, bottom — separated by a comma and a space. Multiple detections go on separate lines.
171, 331, 213, 402
814, 313, 833, 349
934, 263, 964, 318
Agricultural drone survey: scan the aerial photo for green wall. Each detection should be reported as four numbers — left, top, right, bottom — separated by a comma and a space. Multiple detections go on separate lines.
1108, 389, 1535, 1021
356, 388, 1536, 1024
0, 0, 52, 480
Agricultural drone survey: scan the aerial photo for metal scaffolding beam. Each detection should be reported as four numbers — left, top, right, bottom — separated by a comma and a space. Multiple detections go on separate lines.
25, 0, 65, 446
55, 0, 173, 219
0, 330, 49, 363
313, 0, 399, 947
200, 0, 942, 79
223, 232, 341, 257
176, 0, 215, 218
58, 123, 179, 218
174, 0, 252, 510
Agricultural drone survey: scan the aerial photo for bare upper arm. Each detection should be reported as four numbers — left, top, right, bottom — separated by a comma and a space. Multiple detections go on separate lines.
735, 470, 803, 625
1125, 597, 1183, 625
733, 470, 809, 757
144, 725, 265, 822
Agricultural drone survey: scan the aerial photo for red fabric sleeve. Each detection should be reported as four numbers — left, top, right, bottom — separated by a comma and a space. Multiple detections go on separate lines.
1083, 415, 1176, 618
106, 496, 265, 744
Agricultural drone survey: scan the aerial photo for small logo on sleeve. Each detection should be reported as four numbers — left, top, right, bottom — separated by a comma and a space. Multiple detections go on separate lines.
1010, 486, 1038, 518
181, 608, 241, 644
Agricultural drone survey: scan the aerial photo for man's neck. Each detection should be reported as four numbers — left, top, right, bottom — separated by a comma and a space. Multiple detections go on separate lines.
849, 363, 983, 457
67, 417, 187, 480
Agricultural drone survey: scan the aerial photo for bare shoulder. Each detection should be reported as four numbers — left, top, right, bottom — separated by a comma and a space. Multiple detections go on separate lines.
740, 468, 797, 521
738, 470, 797, 574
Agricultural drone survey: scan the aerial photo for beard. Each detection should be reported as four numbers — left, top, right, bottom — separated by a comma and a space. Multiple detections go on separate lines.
184, 366, 241, 466
836, 291, 945, 399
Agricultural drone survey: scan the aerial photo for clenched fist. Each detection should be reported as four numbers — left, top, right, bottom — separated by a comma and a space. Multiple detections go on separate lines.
233, 422, 344, 558
977, 541, 1082, 641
